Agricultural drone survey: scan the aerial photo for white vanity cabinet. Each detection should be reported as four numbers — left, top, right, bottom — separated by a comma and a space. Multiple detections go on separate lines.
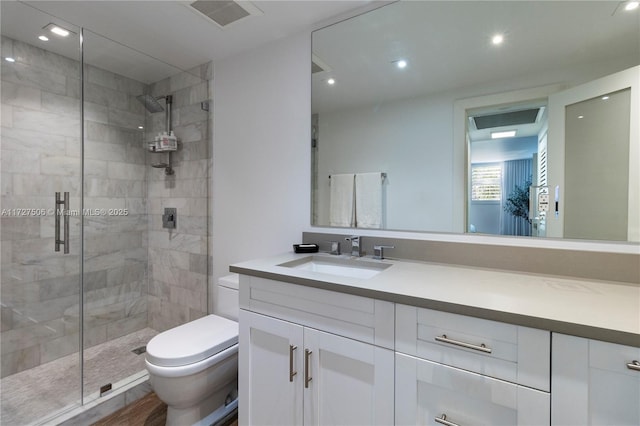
234, 258, 639, 426
395, 304, 551, 425
238, 276, 395, 426
552, 333, 640, 426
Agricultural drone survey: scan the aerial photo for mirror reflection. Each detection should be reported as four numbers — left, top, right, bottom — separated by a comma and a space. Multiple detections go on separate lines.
311, 0, 639, 241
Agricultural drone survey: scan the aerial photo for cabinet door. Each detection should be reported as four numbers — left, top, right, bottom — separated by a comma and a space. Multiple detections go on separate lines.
552, 333, 640, 425
303, 327, 394, 426
396, 353, 550, 426
239, 310, 304, 426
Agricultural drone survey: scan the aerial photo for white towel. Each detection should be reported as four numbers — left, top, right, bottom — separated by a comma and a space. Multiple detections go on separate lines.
329, 174, 355, 227
355, 172, 382, 228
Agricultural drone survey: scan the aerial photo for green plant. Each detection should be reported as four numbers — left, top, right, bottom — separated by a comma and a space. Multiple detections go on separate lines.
504, 179, 532, 223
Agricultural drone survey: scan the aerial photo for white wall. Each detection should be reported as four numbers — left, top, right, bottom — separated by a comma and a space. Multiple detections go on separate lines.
211, 33, 310, 309
317, 93, 454, 232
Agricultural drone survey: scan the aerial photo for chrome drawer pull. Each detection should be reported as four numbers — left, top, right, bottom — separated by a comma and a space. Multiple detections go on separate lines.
627, 360, 640, 371
435, 334, 492, 354
435, 414, 460, 426
289, 345, 297, 382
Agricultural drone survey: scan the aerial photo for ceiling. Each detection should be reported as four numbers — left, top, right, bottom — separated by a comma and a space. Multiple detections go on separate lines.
308, 1, 639, 145
311, 1, 640, 115
1, 0, 375, 83
2, 0, 638, 144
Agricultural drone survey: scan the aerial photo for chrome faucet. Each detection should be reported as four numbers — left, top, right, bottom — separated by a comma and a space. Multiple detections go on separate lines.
345, 236, 361, 257
373, 245, 395, 260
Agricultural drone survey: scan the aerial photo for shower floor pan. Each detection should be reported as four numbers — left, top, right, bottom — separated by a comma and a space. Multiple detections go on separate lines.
1, 328, 157, 425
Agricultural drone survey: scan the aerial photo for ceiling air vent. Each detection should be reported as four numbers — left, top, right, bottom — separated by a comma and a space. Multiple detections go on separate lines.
472, 108, 542, 130
188, 1, 262, 28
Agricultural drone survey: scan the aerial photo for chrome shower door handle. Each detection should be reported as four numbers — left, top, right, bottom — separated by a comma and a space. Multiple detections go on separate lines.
55, 192, 61, 251
63, 192, 69, 254
54, 192, 70, 254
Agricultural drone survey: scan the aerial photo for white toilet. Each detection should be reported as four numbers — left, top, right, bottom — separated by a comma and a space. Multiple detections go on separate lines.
145, 274, 240, 426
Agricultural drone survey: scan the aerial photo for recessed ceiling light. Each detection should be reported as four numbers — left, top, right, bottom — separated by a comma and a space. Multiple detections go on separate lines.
578, 115, 585, 119
602, 96, 610, 100
327, 78, 335, 85
396, 60, 407, 69
492, 34, 504, 45
38, 35, 49, 42
4, 57, 15, 63
51, 26, 69, 37
138, 126, 144, 130
491, 130, 516, 139
625, 1, 639, 11
43, 23, 74, 37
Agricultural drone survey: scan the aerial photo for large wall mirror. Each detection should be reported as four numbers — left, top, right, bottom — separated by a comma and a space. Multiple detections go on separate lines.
311, 1, 639, 242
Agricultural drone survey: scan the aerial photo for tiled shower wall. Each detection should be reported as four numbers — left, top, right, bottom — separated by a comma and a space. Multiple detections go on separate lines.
146, 64, 211, 332
0, 36, 148, 377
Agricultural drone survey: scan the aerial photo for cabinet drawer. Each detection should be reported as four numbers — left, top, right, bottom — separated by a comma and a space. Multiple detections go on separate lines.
396, 353, 550, 426
588, 338, 640, 377
552, 334, 640, 425
396, 304, 550, 391
239, 275, 394, 349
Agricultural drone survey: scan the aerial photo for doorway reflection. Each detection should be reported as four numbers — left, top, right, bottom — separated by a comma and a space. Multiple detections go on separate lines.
467, 102, 547, 237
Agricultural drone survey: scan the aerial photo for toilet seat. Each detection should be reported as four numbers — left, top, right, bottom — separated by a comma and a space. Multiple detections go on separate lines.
146, 314, 238, 368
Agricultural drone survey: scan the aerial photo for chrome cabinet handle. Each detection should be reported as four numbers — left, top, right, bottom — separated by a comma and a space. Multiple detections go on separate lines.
435, 334, 492, 354
54, 192, 69, 254
435, 414, 460, 426
289, 345, 297, 382
304, 349, 312, 388
627, 360, 640, 371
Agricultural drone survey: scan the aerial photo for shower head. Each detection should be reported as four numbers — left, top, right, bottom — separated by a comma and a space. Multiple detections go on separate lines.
136, 94, 165, 113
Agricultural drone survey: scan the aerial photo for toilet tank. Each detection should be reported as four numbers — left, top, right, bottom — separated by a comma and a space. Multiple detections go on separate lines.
216, 274, 239, 321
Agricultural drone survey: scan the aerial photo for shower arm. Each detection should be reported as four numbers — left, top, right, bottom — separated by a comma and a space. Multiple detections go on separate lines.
164, 95, 174, 175
164, 95, 172, 134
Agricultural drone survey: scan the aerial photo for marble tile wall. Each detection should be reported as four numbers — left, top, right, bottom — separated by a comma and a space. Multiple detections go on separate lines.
0, 36, 148, 377
145, 63, 211, 332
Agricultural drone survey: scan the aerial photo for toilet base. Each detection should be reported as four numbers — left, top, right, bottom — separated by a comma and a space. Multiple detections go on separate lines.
166, 379, 237, 426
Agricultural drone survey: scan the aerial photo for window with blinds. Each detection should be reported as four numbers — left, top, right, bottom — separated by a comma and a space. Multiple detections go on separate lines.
538, 136, 548, 187
471, 164, 502, 201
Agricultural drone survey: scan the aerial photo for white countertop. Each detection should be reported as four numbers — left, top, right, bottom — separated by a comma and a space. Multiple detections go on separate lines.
230, 252, 640, 347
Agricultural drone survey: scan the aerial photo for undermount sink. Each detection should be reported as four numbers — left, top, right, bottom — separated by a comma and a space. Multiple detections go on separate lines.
278, 255, 391, 279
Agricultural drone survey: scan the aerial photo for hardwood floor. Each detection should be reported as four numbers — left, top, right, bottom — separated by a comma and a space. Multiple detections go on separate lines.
91, 392, 166, 426
91, 392, 238, 426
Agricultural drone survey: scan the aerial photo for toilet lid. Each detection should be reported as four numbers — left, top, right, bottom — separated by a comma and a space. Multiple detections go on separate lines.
146, 315, 238, 367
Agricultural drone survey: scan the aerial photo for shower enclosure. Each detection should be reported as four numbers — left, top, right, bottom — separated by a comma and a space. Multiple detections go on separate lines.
1, 2, 211, 424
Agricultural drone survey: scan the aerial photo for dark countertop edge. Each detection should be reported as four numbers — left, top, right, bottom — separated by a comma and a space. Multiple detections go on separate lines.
230, 265, 640, 348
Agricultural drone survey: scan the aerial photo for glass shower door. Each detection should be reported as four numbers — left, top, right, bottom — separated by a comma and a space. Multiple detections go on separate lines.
80, 29, 154, 404
1, 2, 83, 423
